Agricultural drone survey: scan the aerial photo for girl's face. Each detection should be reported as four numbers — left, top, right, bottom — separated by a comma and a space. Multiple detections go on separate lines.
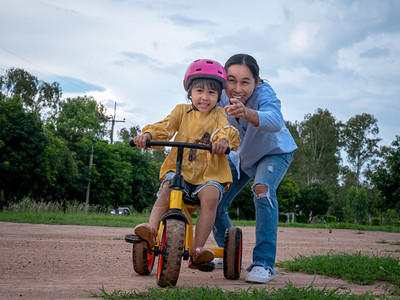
225, 64, 259, 105
190, 83, 219, 113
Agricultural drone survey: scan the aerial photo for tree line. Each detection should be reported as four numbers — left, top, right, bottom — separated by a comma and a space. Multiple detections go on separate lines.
1, 68, 399, 224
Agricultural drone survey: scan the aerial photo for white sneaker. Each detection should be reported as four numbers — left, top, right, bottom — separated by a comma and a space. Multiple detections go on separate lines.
212, 257, 223, 269
245, 266, 274, 283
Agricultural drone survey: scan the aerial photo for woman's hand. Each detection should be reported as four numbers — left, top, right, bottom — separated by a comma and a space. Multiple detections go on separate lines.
224, 98, 247, 119
224, 98, 259, 126
133, 132, 152, 149
212, 138, 229, 155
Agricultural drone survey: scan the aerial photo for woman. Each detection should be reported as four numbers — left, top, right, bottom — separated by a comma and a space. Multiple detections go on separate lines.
212, 54, 297, 283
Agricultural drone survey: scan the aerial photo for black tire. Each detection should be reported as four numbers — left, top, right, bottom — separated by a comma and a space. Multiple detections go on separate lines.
156, 218, 185, 287
223, 226, 242, 280
132, 238, 155, 275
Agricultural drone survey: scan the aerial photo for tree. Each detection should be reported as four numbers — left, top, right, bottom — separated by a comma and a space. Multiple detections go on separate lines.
291, 109, 341, 192
53, 96, 111, 202
89, 141, 133, 208
353, 187, 368, 224
341, 113, 381, 189
327, 193, 346, 222
119, 125, 168, 165
372, 136, 400, 212
123, 143, 160, 212
227, 180, 255, 220
343, 186, 369, 224
344, 186, 357, 222
285, 120, 302, 182
277, 178, 300, 213
0, 99, 48, 207
38, 124, 79, 204
298, 183, 329, 222
56, 96, 110, 144
0, 68, 62, 121
88, 141, 160, 212
118, 126, 141, 143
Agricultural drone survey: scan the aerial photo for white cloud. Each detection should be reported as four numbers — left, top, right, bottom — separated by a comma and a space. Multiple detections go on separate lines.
288, 22, 321, 54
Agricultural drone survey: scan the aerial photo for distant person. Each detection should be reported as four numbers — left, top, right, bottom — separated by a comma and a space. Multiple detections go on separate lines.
133, 59, 240, 269
212, 54, 297, 283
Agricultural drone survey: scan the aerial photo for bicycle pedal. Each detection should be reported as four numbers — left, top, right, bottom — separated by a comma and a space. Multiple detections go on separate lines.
125, 234, 140, 244
198, 262, 215, 272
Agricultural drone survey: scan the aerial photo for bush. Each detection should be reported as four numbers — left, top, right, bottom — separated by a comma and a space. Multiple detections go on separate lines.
296, 214, 307, 223
382, 209, 398, 225
345, 218, 354, 224
279, 214, 288, 222
5, 198, 106, 214
324, 215, 336, 223
370, 217, 381, 226
394, 220, 400, 227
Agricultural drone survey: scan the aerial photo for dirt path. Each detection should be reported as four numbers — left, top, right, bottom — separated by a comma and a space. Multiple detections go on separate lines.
0, 222, 399, 299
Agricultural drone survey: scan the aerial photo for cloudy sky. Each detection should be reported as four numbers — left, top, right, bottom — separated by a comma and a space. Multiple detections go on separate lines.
1, 0, 399, 146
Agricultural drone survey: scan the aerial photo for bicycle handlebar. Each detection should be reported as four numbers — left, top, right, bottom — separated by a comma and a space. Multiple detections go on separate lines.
130, 139, 230, 154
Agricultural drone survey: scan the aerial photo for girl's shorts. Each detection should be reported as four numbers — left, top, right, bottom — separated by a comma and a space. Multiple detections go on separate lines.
158, 172, 225, 202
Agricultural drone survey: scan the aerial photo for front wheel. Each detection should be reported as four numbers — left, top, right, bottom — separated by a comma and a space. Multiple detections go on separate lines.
156, 218, 185, 287
223, 226, 242, 280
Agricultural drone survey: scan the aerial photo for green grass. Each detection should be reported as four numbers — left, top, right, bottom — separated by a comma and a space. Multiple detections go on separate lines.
1, 211, 400, 233
278, 222, 400, 233
377, 240, 389, 244
276, 252, 400, 295
91, 284, 384, 299
0, 211, 149, 227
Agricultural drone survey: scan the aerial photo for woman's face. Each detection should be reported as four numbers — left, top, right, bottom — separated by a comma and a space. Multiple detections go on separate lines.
225, 64, 259, 105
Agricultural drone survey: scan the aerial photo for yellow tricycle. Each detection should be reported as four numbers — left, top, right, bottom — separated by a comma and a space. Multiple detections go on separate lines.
125, 140, 242, 287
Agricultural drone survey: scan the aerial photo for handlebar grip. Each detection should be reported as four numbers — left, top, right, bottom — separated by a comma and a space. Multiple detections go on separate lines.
129, 139, 136, 147
129, 138, 230, 154
129, 139, 152, 149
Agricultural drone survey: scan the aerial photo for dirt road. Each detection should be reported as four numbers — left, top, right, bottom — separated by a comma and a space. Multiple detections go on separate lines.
0, 222, 399, 299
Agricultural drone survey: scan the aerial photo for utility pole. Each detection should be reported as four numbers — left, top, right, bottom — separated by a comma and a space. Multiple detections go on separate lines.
108, 101, 125, 144
85, 138, 97, 212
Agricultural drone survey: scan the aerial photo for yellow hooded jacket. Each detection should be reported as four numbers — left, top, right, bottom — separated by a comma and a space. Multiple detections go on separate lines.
142, 104, 240, 190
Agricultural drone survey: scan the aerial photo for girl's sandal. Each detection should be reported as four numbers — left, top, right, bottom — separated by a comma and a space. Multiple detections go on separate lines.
133, 223, 157, 249
188, 247, 215, 271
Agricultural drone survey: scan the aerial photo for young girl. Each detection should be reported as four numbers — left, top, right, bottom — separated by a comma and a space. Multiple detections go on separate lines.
133, 59, 240, 269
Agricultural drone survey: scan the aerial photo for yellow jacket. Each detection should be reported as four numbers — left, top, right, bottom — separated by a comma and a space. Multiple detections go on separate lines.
142, 104, 240, 189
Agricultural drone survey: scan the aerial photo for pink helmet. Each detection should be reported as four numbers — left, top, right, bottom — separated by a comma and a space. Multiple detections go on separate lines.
183, 59, 227, 91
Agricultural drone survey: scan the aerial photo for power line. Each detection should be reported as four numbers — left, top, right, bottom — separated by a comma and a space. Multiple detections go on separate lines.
0, 45, 89, 93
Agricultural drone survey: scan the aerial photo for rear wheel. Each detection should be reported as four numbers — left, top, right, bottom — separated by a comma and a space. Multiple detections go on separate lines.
156, 218, 185, 287
223, 226, 242, 280
131, 235, 155, 275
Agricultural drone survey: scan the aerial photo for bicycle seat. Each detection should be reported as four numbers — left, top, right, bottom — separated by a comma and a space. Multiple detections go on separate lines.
182, 194, 200, 206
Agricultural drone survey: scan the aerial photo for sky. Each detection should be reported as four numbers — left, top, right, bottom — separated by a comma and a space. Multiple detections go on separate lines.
1, 0, 399, 147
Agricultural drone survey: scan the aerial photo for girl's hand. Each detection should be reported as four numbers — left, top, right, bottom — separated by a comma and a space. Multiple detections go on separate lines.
224, 98, 247, 120
133, 133, 152, 149
212, 138, 229, 155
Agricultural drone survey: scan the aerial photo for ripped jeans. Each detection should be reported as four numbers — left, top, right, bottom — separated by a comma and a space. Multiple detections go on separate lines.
212, 152, 294, 274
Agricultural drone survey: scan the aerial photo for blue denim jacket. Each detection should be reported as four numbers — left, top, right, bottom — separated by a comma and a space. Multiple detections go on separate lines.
218, 81, 297, 178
